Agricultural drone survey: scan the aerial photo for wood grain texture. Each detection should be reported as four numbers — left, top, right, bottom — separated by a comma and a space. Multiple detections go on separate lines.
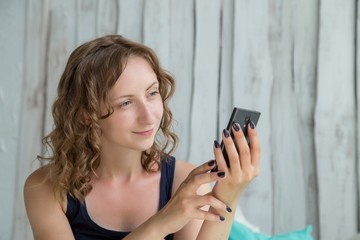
315, 0, 357, 239
218, 0, 234, 132
291, 0, 319, 238
44, 0, 77, 133
188, 0, 222, 165
96, 0, 118, 36
117, 0, 144, 42
143, 0, 171, 69
0, 0, 26, 238
167, 0, 195, 160
11, 1, 50, 238
268, 0, 307, 233
76, 0, 97, 44
232, 0, 274, 234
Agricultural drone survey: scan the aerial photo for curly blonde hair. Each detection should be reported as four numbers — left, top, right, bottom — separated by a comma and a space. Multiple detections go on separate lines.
39, 35, 178, 202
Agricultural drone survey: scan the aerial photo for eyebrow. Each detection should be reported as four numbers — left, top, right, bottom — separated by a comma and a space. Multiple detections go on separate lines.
111, 81, 159, 101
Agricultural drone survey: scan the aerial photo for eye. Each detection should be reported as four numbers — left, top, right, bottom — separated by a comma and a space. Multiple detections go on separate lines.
119, 100, 132, 108
149, 91, 159, 97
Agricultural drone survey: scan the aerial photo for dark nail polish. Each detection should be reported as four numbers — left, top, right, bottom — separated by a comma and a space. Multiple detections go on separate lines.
214, 140, 220, 148
249, 121, 255, 129
232, 122, 240, 132
208, 160, 215, 167
217, 171, 225, 178
223, 129, 230, 138
226, 206, 232, 213
220, 216, 225, 221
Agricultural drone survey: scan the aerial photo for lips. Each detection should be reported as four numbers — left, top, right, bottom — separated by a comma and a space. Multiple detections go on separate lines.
133, 128, 154, 136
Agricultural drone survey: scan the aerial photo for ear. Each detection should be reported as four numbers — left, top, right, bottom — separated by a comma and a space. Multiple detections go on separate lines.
82, 111, 92, 125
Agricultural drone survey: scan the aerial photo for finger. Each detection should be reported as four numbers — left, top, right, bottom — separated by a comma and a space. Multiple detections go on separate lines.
232, 122, 251, 171
247, 121, 261, 173
213, 140, 227, 173
195, 209, 226, 222
186, 170, 226, 192
193, 194, 229, 213
186, 159, 218, 180
221, 128, 241, 175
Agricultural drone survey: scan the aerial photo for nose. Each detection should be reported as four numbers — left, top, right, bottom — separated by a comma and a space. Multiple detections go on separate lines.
137, 102, 155, 125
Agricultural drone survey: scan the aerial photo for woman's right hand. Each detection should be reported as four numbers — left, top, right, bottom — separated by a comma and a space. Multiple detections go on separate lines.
152, 160, 230, 236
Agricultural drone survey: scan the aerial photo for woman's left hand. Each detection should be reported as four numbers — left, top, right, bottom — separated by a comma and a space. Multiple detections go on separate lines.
211, 121, 261, 206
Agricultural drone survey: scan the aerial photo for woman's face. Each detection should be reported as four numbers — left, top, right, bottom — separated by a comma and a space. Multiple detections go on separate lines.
99, 56, 163, 152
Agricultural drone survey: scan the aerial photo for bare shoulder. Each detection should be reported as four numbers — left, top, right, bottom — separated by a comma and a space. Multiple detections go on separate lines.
24, 164, 64, 215
173, 159, 195, 185
24, 165, 50, 189
24, 165, 73, 239
24, 164, 52, 199
172, 160, 194, 194
24, 165, 58, 203
174, 159, 196, 176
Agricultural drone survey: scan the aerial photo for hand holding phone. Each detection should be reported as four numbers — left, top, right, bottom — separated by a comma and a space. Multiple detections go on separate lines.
212, 107, 261, 171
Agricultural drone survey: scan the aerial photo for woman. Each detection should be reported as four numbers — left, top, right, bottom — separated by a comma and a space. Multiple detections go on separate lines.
24, 35, 260, 240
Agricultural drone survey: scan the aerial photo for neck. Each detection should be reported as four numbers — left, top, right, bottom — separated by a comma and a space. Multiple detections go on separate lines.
95, 145, 144, 181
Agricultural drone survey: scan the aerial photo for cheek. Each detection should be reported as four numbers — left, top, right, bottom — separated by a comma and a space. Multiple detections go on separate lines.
99, 114, 126, 134
98, 118, 113, 134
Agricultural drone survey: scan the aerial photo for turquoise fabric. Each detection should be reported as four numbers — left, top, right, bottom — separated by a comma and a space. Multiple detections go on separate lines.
229, 221, 314, 240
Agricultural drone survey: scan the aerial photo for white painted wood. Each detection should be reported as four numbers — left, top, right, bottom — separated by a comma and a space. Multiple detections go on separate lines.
268, 0, 307, 233
76, 0, 97, 44
44, 0, 77, 134
143, 0, 171, 69
12, 1, 50, 238
316, 0, 357, 239
232, 0, 274, 234
291, 0, 319, 238
188, 0, 222, 165
0, 0, 26, 239
117, 0, 144, 42
96, 0, 118, 36
218, 0, 234, 132
167, 0, 195, 160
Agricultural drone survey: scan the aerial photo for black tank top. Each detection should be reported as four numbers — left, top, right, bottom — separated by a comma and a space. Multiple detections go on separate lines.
66, 157, 175, 240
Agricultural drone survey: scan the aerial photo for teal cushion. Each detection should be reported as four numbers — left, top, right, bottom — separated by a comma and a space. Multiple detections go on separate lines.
229, 221, 314, 240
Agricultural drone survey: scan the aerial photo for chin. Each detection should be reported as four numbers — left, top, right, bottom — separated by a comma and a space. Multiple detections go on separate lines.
133, 141, 155, 152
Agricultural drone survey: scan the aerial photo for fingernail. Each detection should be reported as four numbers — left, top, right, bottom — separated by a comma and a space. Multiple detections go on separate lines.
232, 122, 240, 132
214, 140, 220, 148
217, 171, 225, 178
226, 206, 232, 213
249, 121, 255, 129
223, 129, 230, 138
208, 160, 215, 167
220, 216, 225, 221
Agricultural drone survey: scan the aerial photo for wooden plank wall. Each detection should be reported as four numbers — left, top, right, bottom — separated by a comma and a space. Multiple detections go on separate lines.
0, 0, 359, 239
316, 1, 357, 239
0, 0, 27, 239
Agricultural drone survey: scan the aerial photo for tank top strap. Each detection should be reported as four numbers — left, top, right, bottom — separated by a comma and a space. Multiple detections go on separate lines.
159, 156, 176, 210
66, 193, 80, 219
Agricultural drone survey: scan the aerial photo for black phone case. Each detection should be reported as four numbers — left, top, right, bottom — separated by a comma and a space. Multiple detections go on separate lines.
213, 107, 261, 171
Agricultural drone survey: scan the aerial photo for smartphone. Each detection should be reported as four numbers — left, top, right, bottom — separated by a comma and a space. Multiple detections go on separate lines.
212, 107, 261, 171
